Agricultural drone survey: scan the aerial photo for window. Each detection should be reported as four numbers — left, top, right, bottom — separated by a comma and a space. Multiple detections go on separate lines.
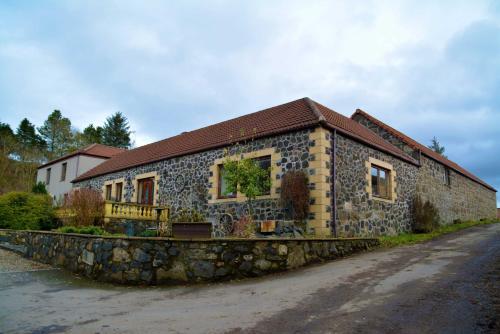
371, 165, 390, 199
137, 178, 154, 205
218, 165, 236, 199
105, 184, 112, 201
253, 155, 271, 195
444, 168, 451, 186
46, 168, 51, 185
61, 162, 67, 181
115, 182, 123, 202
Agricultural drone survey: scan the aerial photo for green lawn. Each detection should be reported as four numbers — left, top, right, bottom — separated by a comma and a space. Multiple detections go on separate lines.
379, 219, 499, 248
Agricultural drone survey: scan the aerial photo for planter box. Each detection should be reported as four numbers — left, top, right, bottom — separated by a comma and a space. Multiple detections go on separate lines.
172, 222, 212, 239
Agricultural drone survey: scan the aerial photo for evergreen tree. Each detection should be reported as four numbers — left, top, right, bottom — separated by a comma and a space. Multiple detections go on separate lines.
0, 122, 16, 156
428, 136, 446, 157
16, 119, 44, 149
102, 112, 131, 148
38, 110, 73, 160
15, 119, 46, 161
82, 124, 103, 144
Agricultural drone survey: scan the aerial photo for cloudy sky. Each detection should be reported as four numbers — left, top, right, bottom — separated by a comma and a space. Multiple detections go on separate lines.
1, 1, 499, 203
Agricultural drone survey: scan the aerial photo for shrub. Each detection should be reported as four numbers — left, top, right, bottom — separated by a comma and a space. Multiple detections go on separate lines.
280, 170, 310, 221
232, 215, 255, 238
0, 192, 55, 230
138, 230, 158, 237
63, 188, 104, 226
412, 195, 440, 233
172, 208, 205, 223
32, 181, 48, 194
57, 225, 106, 235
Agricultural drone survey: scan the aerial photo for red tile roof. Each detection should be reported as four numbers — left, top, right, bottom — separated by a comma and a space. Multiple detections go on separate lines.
73, 98, 418, 182
38, 144, 125, 169
352, 109, 496, 191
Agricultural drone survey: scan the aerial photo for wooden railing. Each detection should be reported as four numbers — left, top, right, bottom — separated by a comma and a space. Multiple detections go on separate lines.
104, 201, 169, 222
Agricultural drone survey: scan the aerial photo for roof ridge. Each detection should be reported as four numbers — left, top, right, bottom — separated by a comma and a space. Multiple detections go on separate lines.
304, 97, 326, 122
82, 143, 98, 152
351, 108, 496, 191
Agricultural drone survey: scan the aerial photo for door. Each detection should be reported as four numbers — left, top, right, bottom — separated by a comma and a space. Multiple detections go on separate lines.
138, 178, 154, 205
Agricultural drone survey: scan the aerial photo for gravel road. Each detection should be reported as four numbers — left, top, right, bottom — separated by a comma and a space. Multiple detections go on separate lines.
0, 224, 498, 334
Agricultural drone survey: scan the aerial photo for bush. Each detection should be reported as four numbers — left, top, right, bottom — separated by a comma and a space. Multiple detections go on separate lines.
57, 225, 106, 235
232, 215, 256, 238
172, 208, 205, 223
63, 188, 104, 226
412, 195, 440, 233
280, 170, 310, 221
138, 230, 158, 237
32, 181, 48, 194
0, 192, 55, 230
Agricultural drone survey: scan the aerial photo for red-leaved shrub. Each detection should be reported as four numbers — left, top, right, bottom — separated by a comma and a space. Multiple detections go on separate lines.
64, 188, 104, 226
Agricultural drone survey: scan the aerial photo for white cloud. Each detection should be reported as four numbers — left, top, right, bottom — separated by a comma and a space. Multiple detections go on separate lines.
0, 0, 499, 201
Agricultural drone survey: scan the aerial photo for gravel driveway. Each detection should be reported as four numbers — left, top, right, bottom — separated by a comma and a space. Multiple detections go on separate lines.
0, 224, 498, 334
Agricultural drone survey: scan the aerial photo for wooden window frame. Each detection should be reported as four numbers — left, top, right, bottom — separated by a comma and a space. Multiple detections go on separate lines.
46, 168, 51, 185
115, 182, 123, 202
253, 155, 271, 196
217, 164, 236, 199
371, 165, 391, 200
105, 184, 112, 201
60, 162, 67, 181
444, 168, 451, 187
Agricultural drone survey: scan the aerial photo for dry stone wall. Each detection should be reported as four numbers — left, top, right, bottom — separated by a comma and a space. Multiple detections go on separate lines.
1, 230, 379, 285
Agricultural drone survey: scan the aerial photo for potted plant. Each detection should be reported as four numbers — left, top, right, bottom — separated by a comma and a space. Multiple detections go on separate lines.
171, 208, 212, 239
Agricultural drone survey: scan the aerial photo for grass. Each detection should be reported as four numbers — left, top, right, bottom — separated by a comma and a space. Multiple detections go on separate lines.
379, 219, 499, 248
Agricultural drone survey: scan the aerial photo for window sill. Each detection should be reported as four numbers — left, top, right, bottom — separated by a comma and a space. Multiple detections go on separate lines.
371, 195, 395, 204
209, 193, 278, 204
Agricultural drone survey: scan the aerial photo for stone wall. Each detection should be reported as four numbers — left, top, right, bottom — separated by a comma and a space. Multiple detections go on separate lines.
333, 133, 419, 237
0, 230, 379, 285
352, 113, 497, 224
75, 130, 314, 229
417, 156, 497, 223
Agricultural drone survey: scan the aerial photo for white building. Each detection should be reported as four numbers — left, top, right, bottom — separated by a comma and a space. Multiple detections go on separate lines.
36, 144, 124, 203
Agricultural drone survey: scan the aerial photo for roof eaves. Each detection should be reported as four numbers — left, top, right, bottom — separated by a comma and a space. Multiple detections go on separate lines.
351, 109, 496, 192
322, 122, 420, 166
72, 119, 321, 183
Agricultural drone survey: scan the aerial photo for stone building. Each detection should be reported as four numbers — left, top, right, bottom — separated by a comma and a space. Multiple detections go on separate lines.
73, 98, 497, 237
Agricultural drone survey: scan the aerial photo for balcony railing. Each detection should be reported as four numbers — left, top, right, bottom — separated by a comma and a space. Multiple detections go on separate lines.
104, 201, 169, 222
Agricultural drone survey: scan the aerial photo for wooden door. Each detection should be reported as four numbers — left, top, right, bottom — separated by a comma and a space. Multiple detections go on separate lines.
138, 178, 154, 205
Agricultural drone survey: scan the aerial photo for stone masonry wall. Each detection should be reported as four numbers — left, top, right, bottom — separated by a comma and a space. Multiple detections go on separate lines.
417, 155, 497, 223
353, 113, 497, 224
333, 133, 419, 237
1, 230, 379, 285
75, 130, 313, 226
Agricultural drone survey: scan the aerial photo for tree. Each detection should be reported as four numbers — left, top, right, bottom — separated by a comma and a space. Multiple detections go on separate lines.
0, 122, 16, 156
102, 112, 131, 148
82, 124, 103, 144
15, 119, 46, 159
38, 110, 73, 160
428, 136, 446, 157
222, 156, 271, 218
